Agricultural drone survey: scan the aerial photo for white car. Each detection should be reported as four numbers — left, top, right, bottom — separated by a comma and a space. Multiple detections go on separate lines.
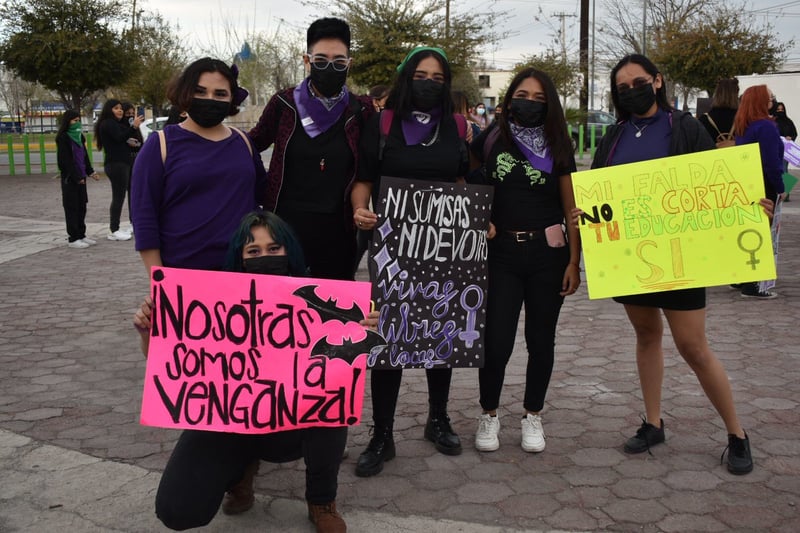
139, 116, 169, 141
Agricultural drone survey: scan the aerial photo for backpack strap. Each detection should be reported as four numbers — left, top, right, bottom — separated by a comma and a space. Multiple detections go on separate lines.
157, 130, 167, 164
482, 124, 501, 164
378, 109, 394, 161
229, 126, 253, 157
704, 113, 723, 137
453, 113, 467, 139
157, 126, 253, 166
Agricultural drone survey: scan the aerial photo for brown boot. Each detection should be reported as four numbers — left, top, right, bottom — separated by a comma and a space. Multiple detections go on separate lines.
307, 501, 346, 532
221, 460, 259, 515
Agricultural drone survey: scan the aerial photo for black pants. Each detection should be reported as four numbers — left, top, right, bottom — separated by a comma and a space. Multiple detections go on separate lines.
155, 426, 347, 531
276, 210, 355, 281
479, 232, 568, 412
105, 161, 130, 232
370, 367, 452, 428
61, 179, 87, 242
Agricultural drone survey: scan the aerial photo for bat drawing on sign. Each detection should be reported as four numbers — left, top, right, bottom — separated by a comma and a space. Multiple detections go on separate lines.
292, 285, 365, 324
311, 330, 387, 364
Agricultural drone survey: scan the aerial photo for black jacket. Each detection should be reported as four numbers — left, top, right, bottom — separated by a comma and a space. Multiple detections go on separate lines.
56, 133, 94, 185
592, 110, 715, 169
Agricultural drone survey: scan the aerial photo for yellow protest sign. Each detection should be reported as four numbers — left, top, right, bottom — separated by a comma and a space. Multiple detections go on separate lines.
572, 144, 775, 299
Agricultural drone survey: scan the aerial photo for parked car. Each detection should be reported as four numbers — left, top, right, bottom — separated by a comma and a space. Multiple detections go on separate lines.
570, 110, 618, 151
139, 116, 169, 141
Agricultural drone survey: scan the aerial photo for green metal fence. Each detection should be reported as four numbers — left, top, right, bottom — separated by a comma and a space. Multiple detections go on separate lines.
1, 133, 95, 176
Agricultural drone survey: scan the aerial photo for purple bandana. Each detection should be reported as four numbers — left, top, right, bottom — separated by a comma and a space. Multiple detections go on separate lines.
401, 108, 442, 145
510, 122, 553, 174
293, 78, 349, 138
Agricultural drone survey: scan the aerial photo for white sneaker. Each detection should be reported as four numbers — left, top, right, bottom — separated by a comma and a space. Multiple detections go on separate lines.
475, 413, 500, 452
521, 414, 546, 453
68, 240, 90, 249
123, 223, 134, 234
107, 230, 132, 241
80, 237, 97, 245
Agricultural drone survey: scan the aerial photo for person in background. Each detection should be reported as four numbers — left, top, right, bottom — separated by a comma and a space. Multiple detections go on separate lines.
584, 54, 754, 475
698, 78, 738, 147
248, 17, 373, 283
122, 102, 144, 233
471, 101, 489, 130
470, 68, 581, 454
368, 84, 390, 112
136, 210, 364, 532
56, 110, 99, 249
94, 99, 143, 241
351, 45, 469, 477
452, 90, 481, 139
774, 101, 797, 200
734, 85, 784, 299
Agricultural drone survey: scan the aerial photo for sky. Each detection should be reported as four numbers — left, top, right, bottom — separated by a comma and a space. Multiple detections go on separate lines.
150, 0, 800, 70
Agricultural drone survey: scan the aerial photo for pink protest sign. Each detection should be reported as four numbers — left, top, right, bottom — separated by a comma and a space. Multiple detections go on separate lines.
140, 267, 374, 434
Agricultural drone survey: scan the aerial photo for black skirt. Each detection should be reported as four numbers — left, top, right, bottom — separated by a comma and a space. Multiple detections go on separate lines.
613, 287, 706, 311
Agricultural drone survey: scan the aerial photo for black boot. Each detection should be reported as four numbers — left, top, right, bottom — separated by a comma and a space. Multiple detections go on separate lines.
424, 412, 462, 456
355, 425, 395, 477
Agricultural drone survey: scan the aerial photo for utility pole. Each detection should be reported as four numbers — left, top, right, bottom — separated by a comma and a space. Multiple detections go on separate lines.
641, 0, 647, 56
552, 12, 576, 64
590, 0, 596, 110
445, 0, 450, 40
579, 0, 589, 114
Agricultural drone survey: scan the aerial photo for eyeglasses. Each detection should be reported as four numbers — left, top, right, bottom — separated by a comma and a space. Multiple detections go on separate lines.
307, 54, 351, 72
616, 77, 653, 93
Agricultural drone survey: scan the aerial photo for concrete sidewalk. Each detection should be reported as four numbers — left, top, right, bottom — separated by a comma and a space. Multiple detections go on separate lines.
0, 174, 798, 532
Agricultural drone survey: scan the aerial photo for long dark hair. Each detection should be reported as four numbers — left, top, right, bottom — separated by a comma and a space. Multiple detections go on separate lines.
93, 98, 122, 150
57, 109, 81, 138
385, 49, 454, 119
610, 54, 672, 121
224, 211, 307, 276
499, 68, 573, 172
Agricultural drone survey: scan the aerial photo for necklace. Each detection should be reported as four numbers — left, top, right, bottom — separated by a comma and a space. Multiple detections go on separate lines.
420, 122, 441, 146
631, 121, 649, 138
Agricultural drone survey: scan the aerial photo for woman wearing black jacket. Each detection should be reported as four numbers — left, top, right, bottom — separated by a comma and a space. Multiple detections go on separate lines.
94, 99, 143, 241
56, 110, 98, 248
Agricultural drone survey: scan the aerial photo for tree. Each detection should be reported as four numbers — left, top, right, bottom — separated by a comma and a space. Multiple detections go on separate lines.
652, 7, 789, 97
509, 50, 582, 108
599, 0, 713, 62
0, 0, 136, 110
121, 11, 188, 116
304, 0, 503, 91
234, 27, 305, 107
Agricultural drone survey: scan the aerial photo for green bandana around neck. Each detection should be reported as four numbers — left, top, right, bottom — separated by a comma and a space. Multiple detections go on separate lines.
67, 122, 82, 144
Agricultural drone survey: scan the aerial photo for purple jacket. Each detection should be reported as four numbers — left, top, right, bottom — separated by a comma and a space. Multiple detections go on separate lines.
736, 118, 785, 199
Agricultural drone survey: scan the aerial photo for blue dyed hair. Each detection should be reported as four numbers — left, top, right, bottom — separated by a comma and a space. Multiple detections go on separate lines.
224, 211, 307, 276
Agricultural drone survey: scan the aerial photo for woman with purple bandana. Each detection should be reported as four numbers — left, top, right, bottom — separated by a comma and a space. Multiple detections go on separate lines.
469, 68, 581, 454
248, 17, 373, 283
351, 46, 470, 477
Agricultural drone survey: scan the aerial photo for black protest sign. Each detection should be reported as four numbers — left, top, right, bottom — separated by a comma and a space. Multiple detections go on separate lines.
367, 177, 493, 369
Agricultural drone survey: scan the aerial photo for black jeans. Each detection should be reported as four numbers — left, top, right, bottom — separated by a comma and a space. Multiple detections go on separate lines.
370, 367, 452, 428
61, 179, 87, 242
105, 161, 130, 232
479, 232, 568, 412
155, 426, 347, 531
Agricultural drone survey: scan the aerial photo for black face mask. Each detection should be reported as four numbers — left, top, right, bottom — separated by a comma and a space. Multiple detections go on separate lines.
776, 111, 787, 119
509, 99, 547, 128
617, 83, 657, 116
411, 79, 444, 111
187, 98, 230, 128
309, 64, 348, 98
242, 255, 290, 276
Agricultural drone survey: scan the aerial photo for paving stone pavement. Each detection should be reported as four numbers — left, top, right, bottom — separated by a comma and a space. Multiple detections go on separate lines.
0, 173, 798, 532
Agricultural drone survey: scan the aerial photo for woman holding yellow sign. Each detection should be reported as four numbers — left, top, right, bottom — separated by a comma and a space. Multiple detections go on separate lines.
587, 54, 753, 475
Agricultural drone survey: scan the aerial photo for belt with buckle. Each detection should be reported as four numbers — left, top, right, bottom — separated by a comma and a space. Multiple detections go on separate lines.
506, 230, 540, 242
